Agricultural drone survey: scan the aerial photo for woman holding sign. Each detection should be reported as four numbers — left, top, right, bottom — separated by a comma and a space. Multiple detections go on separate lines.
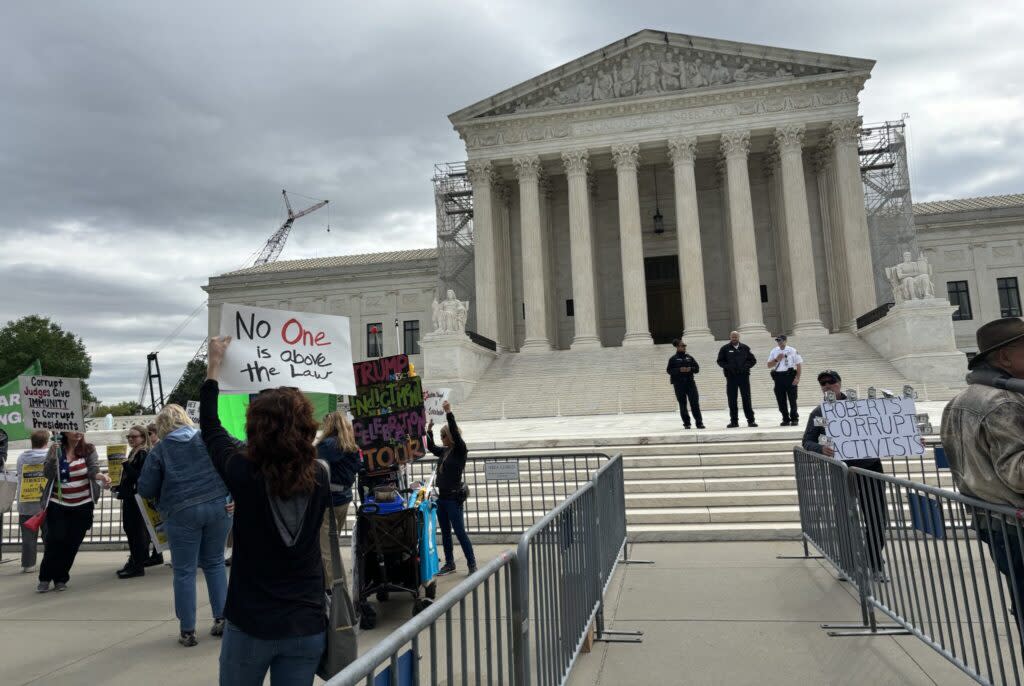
315, 411, 360, 588
112, 425, 153, 579
426, 401, 476, 576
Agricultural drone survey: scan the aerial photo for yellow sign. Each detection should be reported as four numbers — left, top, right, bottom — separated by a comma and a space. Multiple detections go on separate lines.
19, 463, 47, 503
136, 494, 169, 552
106, 444, 128, 486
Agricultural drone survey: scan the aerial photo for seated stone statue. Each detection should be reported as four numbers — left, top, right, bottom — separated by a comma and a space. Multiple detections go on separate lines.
886, 251, 935, 303
431, 290, 470, 334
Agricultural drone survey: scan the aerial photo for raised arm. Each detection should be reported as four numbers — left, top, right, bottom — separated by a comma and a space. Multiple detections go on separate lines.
425, 422, 445, 457
201, 336, 245, 475
443, 401, 466, 452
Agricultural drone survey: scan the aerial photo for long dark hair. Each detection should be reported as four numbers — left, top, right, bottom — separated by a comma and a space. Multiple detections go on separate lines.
245, 388, 318, 498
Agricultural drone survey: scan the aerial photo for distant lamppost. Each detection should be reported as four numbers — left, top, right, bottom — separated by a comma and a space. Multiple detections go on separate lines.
652, 165, 665, 235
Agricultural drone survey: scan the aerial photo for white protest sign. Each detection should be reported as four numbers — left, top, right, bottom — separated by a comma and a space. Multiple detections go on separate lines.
18, 375, 85, 433
822, 396, 923, 460
219, 303, 356, 395
424, 388, 451, 422
185, 401, 200, 423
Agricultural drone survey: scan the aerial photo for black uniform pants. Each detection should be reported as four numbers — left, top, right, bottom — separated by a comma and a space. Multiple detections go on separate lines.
771, 370, 799, 421
850, 458, 887, 571
39, 502, 94, 584
121, 494, 151, 568
725, 373, 755, 424
672, 382, 702, 427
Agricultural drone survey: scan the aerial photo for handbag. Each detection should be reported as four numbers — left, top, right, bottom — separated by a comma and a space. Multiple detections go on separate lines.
24, 508, 46, 532
316, 504, 358, 679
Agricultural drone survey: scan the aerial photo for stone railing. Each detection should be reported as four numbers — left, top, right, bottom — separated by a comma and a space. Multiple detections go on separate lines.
85, 415, 158, 432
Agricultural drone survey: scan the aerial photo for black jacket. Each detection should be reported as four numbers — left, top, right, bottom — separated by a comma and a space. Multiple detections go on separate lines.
0, 427, 7, 469
666, 353, 700, 386
426, 411, 468, 499
716, 342, 756, 376
113, 448, 148, 500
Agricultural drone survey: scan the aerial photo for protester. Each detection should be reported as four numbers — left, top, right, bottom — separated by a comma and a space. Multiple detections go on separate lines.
16, 429, 49, 573
315, 410, 361, 588
37, 431, 111, 592
767, 334, 803, 426
942, 317, 1024, 635
111, 424, 154, 578
801, 369, 888, 581
426, 400, 476, 576
201, 336, 329, 686
666, 339, 704, 429
138, 405, 231, 647
148, 423, 159, 445
716, 330, 758, 428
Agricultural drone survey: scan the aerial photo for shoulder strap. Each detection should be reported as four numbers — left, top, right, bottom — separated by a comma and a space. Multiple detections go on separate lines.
316, 459, 343, 580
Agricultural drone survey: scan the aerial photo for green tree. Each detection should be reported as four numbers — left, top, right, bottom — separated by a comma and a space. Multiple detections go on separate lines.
92, 400, 144, 417
0, 315, 95, 401
166, 358, 207, 407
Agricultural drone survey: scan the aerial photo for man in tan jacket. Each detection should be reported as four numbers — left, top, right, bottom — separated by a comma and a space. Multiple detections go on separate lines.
942, 316, 1024, 636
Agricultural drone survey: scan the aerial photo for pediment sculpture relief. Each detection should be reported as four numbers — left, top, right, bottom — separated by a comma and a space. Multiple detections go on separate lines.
480, 45, 835, 117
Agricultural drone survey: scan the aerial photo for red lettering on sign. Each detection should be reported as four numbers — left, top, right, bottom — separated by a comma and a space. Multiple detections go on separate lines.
280, 318, 332, 347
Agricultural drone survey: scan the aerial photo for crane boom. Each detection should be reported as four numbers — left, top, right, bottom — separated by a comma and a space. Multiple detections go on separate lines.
253, 190, 329, 266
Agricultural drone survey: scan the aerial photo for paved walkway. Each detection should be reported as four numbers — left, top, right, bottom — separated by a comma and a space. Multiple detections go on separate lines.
569, 542, 971, 686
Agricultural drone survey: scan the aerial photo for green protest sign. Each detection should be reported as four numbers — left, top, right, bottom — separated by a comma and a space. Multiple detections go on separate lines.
0, 360, 42, 441
216, 391, 337, 440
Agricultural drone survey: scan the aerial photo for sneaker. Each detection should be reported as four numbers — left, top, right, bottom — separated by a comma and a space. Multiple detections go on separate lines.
36, 581, 50, 593
748, 422, 758, 428
178, 631, 198, 647
22, 566, 36, 574
54, 582, 67, 592
779, 421, 791, 427
683, 425, 691, 430
210, 618, 225, 637
726, 422, 739, 429
436, 563, 456, 576
143, 553, 165, 568
467, 564, 478, 575
790, 418, 800, 426
695, 424, 706, 429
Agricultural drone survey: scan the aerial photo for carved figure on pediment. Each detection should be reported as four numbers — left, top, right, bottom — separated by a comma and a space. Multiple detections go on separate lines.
594, 69, 614, 100
886, 251, 935, 304
614, 58, 637, 97
432, 289, 469, 334
660, 49, 681, 91
685, 58, 707, 88
775, 64, 793, 78
733, 62, 751, 82
557, 84, 576, 105
709, 59, 732, 85
638, 48, 661, 94
577, 75, 594, 102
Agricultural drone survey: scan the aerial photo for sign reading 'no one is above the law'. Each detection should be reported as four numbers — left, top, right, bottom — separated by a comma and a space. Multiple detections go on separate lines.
218, 303, 356, 396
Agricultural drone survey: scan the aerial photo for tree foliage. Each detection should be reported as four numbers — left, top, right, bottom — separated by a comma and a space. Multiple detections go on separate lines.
92, 400, 144, 417
166, 358, 207, 408
0, 315, 95, 401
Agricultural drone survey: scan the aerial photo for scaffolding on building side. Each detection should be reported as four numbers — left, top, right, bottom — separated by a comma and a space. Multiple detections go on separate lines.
432, 162, 477, 331
859, 118, 919, 306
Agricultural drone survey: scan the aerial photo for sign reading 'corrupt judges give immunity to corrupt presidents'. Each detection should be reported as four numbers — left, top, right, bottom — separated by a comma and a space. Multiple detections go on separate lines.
219, 303, 356, 395
19, 375, 84, 432
822, 396, 923, 461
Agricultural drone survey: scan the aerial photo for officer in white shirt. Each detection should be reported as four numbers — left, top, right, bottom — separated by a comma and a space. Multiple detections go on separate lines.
766, 334, 803, 426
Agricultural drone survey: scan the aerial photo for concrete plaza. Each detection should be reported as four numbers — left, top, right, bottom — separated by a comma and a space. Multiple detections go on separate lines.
0, 541, 971, 685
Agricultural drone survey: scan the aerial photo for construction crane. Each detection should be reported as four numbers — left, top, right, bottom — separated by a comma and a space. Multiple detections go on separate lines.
139, 190, 330, 412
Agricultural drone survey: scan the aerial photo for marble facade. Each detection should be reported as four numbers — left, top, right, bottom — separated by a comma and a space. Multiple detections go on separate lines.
452, 30, 879, 351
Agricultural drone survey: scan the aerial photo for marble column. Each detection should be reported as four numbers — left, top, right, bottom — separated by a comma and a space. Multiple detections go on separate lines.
493, 180, 515, 351
467, 160, 498, 342
611, 143, 652, 346
830, 118, 878, 326
514, 155, 552, 352
775, 125, 827, 335
720, 130, 768, 336
667, 136, 713, 341
562, 149, 602, 349
814, 141, 852, 332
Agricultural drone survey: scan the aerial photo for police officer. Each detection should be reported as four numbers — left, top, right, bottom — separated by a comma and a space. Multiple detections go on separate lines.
767, 334, 803, 426
666, 339, 704, 429
716, 331, 757, 428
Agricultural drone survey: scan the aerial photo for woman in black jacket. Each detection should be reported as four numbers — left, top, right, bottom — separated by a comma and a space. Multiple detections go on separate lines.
314, 411, 360, 587
426, 401, 476, 576
112, 425, 153, 578
202, 336, 330, 686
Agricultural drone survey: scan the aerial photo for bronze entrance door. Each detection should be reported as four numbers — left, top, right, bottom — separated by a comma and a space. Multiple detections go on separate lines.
644, 255, 683, 344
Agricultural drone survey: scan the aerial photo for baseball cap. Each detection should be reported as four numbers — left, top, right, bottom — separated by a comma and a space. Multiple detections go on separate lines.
774, 334, 787, 342
817, 369, 841, 384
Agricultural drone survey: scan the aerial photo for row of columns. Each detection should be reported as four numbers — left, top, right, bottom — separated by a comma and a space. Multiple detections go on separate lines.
469, 118, 874, 350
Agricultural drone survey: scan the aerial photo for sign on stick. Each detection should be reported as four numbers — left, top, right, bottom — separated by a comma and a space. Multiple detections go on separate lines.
136, 494, 169, 552
219, 303, 356, 395
423, 388, 451, 422
351, 355, 426, 475
0, 360, 42, 441
822, 397, 924, 460
18, 375, 84, 433
106, 443, 128, 486
185, 401, 200, 423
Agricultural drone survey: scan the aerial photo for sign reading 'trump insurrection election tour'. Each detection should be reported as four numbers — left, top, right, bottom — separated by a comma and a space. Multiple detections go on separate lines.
18, 375, 85, 432
822, 396, 923, 460
350, 354, 426, 475
218, 303, 356, 396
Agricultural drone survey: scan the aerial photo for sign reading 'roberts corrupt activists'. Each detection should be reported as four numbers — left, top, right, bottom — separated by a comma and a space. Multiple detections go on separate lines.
350, 354, 426, 475
218, 303, 356, 396
19, 375, 85, 433
822, 396, 924, 461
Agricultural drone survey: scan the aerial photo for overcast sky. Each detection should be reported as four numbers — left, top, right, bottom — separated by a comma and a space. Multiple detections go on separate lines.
2, 1, 1022, 403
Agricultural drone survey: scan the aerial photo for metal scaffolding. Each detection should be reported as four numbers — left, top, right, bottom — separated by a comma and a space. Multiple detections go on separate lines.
860, 118, 919, 305
432, 162, 476, 331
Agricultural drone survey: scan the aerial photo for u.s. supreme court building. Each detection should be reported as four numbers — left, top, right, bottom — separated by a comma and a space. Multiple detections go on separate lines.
207, 30, 993, 416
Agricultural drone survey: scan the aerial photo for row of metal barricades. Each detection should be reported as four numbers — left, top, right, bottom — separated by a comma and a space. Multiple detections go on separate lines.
792, 445, 1024, 686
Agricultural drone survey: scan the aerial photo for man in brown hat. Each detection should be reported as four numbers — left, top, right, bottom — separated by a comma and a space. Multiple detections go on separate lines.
942, 316, 1024, 636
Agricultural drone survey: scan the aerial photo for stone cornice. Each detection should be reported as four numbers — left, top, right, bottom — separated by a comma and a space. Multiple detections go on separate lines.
205, 257, 439, 291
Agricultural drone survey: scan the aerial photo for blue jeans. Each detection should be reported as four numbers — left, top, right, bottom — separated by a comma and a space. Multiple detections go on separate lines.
220, 621, 325, 686
436, 498, 475, 567
164, 498, 231, 633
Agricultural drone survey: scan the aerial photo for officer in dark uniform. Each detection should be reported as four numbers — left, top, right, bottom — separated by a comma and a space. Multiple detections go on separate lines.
666, 339, 704, 429
716, 330, 758, 428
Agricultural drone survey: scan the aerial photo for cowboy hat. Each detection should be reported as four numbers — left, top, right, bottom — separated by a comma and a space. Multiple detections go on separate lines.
969, 317, 1024, 369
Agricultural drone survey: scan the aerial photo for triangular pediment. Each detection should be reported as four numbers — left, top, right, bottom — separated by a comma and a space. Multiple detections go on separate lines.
450, 30, 874, 123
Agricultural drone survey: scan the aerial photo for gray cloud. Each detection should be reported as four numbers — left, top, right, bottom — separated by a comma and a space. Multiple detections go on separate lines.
2, 1, 1022, 400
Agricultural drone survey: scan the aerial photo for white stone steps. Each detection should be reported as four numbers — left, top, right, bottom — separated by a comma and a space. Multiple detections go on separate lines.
626, 489, 798, 506
627, 522, 802, 542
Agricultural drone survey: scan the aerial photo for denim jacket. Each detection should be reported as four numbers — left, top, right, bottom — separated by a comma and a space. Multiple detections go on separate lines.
941, 364, 1024, 509
137, 426, 228, 519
